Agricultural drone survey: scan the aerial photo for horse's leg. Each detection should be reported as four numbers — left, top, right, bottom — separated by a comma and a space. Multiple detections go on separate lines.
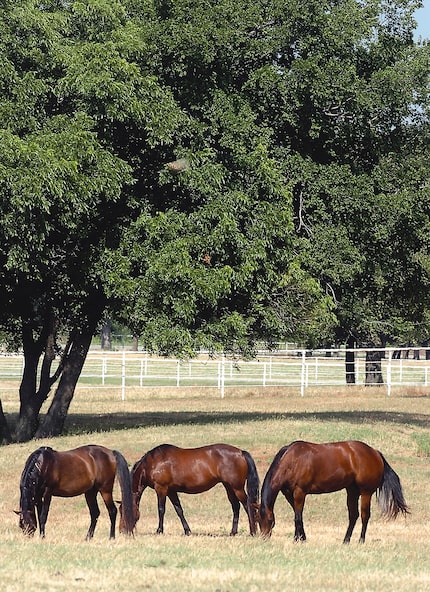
84, 490, 101, 540
343, 487, 360, 544
100, 491, 118, 540
168, 491, 191, 535
292, 489, 306, 542
223, 485, 241, 536
134, 486, 147, 525
37, 494, 52, 538
231, 486, 256, 536
155, 488, 167, 534
280, 487, 304, 541
358, 492, 372, 543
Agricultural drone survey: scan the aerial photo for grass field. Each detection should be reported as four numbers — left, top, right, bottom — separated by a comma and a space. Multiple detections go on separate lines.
0, 385, 429, 591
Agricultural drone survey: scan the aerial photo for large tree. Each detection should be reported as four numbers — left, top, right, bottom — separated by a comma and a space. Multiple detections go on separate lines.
106, 0, 430, 367
0, 0, 184, 441
0, 0, 429, 441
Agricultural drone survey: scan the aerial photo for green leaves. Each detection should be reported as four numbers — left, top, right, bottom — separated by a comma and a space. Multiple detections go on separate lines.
1, 0, 428, 360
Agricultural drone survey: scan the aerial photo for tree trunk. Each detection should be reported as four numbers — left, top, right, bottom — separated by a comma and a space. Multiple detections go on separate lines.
35, 331, 93, 438
15, 324, 48, 442
100, 319, 112, 350
131, 335, 138, 351
365, 350, 384, 385
0, 401, 12, 444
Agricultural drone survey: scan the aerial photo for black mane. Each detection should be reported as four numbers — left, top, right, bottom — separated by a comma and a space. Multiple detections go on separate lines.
261, 444, 292, 511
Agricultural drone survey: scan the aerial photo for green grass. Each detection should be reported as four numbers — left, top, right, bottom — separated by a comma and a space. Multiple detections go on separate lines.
0, 386, 429, 591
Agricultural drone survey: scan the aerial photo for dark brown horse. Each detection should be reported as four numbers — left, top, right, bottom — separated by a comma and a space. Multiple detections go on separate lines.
258, 440, 409, 543
120, 443, 259, 536
17, 445, 134, 539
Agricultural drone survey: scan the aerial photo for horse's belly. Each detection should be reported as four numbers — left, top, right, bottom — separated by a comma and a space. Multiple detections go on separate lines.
309, 474, 352, 494
176, 477, 219, 494
52, 477, 96, 497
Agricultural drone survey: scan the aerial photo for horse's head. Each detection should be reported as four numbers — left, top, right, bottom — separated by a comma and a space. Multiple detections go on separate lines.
15, 509, 37, 536
255, 503, 275, 539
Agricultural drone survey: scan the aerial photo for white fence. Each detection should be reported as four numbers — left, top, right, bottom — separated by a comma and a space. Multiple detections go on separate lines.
1, 347, 430, 398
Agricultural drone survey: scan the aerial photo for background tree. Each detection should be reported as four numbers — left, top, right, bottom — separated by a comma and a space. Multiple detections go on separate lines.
0, 0, 183, 440
0, 0, 429, 441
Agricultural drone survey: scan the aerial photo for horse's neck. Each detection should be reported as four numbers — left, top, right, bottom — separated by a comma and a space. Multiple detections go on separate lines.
132, 463, 146, 494
261, 475, 281, 511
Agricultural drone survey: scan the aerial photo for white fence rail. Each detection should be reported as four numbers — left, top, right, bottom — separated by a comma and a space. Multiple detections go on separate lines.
1, 347, 430, 398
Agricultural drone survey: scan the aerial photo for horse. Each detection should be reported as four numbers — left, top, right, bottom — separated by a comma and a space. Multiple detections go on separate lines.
17, 444, 134, 539
119, 443, 260, 536
258, 440, 409, 543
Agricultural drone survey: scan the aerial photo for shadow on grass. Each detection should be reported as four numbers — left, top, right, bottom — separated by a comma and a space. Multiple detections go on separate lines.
59, 409, 430, 436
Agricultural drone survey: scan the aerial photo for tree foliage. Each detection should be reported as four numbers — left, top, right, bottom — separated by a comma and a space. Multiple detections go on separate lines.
0, 0, 429, 441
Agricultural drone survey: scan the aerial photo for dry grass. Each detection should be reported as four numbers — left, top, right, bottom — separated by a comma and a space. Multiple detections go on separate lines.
0, 385, 429, 591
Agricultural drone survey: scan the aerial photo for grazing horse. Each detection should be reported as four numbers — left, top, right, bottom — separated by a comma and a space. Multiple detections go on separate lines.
258, 440, 409, 543
120, 443, 259, 536
17, 444, 134, 539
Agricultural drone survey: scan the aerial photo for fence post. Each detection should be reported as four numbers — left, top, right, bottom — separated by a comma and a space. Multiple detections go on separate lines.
121, 351, 126, 400
176, 360, 180, 387
300, 349, 306, 396
387, 349, 392, 396
220, 355, 225, 398
140, 359, 144, 387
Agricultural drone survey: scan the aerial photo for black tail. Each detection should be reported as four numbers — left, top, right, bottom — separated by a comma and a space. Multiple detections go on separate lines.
242, 450, 260, 535
377, 454, 410, 519
113, 450, 134, 535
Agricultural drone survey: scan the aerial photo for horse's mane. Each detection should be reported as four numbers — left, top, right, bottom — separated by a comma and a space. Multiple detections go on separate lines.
132, 444, 176, 472
20, 447, 52, 511
261, 444, 293, 510
267, 445, 291, 478
131, 455, 145, 474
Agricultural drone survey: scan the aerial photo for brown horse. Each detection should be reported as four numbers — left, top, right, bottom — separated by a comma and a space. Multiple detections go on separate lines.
258, 440, 409, 543
120, 443, 259, 536
17, 445, 134, 539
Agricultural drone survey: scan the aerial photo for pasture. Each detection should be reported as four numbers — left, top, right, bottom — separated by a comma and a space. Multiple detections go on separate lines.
0, 385, 429, 591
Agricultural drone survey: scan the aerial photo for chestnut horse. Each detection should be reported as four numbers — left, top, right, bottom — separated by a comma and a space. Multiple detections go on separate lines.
120, 443, 259, 536
17, 445, 134, 539
258, 440, 409, 543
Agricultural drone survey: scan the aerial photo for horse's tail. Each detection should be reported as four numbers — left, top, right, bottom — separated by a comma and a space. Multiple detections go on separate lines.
376, 453, 410, 520
113, 450, 134, 535
242, 449, 260, 535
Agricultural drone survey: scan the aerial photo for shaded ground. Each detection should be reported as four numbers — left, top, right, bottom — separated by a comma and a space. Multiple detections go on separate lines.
59, 409, 430, 435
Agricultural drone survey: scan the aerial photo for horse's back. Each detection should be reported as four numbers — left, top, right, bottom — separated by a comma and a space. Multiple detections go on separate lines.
277, 440, 384, 492
46, 445, 117, 496
343, 440, 384, 486
140, 443, 248, 492
145, 443, 244, 467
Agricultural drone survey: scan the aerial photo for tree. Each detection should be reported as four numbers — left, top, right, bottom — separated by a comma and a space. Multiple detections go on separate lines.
0, 0, 429, 440
0, 0, 183, 440
235, 0, 430, 381
0, 114, 134, 439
